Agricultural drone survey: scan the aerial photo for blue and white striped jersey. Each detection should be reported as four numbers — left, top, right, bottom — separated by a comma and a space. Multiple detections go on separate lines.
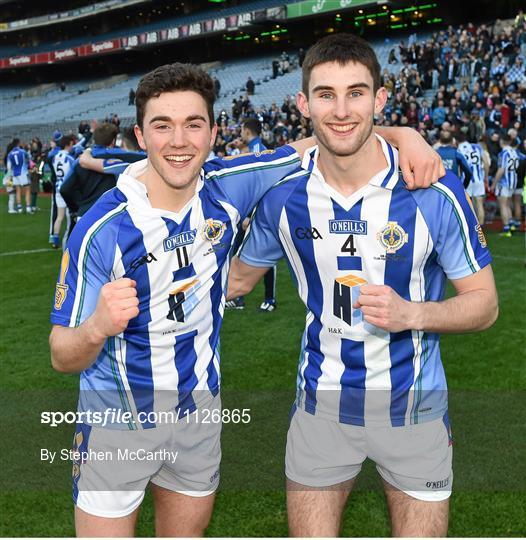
240, 137, 492, 427
50, 147, 301, 429
53, 150, 76, 189
458, 141, 485, 185
7, 146, 29, 178
497, 146, 521, 190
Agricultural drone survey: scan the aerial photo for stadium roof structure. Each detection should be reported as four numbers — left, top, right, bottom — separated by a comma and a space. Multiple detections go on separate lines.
0, 0, 286, 69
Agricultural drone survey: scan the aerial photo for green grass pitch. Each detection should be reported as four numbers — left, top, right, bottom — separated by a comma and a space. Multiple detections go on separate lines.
0, 193, 524, 536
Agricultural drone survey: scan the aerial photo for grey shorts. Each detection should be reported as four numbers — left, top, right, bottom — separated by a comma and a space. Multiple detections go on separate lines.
73, 394, 222, 518
286, 407, 452, 502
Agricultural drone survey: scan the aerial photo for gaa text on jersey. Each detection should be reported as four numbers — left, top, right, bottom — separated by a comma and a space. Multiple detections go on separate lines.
295, 227, 323, 240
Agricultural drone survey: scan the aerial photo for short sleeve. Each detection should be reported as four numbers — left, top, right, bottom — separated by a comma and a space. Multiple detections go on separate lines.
239, 192, 284, 267
50, 217, 117, 327
430, 175, 492, 280
204, 145, 301, 219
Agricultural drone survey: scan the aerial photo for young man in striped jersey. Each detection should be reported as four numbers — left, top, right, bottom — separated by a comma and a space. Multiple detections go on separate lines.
492, 133, 524, 236
457, 130, 490, 225
228, 34, 498, 537
50, 135, 77, 249
6, 139, 31, 213
49, 62, 443, 537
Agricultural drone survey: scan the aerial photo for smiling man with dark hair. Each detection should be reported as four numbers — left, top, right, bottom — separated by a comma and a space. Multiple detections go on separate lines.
49, 60, 446, 537
228, 33, 498, 537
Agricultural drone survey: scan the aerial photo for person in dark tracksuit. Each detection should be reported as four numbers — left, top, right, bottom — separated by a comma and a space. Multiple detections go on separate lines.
226, 118, 278, 312
436, 131, 472, 188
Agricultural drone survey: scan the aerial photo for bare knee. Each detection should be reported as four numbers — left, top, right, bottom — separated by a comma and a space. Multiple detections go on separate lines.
287, 479, 352, 537
75, 506, 139, 537
152, 485, 215, 537
384, 485, 449, 537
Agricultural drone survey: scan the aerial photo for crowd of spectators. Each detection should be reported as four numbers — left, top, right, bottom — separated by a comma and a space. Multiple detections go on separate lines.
4, 14, 525, 205
211, 14, 526, 185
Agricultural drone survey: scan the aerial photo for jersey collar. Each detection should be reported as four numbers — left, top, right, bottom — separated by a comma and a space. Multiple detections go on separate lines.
300, 134, 400, 191
117, 158, 204, 219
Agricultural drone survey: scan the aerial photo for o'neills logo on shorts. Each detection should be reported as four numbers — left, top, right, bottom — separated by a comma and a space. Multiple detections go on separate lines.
426, 478, 449, 489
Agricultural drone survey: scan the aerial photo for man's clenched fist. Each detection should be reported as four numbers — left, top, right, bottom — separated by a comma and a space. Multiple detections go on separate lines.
90, 278, 139, 340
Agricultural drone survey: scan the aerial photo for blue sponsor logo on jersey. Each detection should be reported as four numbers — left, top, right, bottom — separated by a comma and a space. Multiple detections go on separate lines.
329, 219, 368, 235
163, 229, 197, 252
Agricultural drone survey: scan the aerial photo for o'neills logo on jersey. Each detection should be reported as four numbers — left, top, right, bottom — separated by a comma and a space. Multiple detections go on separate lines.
377, 222, 408, 254
329, 219, 367, 235
202, 219, 226, 244
54, 249, 70, 310
163, 229, 197, 252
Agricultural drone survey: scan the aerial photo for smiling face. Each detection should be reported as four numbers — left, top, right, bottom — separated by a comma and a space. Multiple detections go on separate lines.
297, 61, 387, 158
134, 90, 217, 193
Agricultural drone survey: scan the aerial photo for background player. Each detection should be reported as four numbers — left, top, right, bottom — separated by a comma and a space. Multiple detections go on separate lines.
7, 138, 31, 213
227, 117, 279, 312
492, 133, 523, 236
457, 130, 490, 225
50, 135, 76, 249
436, 130, 472, 187
227, 33, 498, 537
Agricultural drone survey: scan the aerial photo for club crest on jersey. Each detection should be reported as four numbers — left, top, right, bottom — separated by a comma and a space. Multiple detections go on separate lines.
54, 249, 70, 310
333, 273, 367, 327
377, 222, 408, 254
329, 219, 367, 235
163, 229, 197, 252
202, 219, 226, 244
475, 224, 487, 248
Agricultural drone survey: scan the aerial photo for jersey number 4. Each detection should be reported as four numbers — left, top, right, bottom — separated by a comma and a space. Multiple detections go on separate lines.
341, 235, 357, 256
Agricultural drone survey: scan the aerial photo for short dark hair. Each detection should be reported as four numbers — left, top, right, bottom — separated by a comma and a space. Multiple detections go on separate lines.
302, 33, 381, 95
120, 126, 140, 151
135, 63, 216, 129
439, 130, 453, 144
242, 117, 261, 136
59, 134, 76, 149
500, 133, 512, 145
93, 123, 119, 147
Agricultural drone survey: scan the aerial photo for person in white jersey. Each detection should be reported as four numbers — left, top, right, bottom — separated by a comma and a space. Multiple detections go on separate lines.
49, 62, 443, 537
492, 132, 524, 236
228, 33, 498, 537
456, 129, 490, 225
51, 135, 76, 249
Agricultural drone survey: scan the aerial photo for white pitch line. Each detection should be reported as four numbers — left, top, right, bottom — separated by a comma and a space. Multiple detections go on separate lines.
0, 248, 56, 257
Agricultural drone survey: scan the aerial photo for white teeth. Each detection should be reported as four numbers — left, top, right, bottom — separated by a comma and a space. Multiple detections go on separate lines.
165, 155, 192, 162
330, 124, 354, 132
